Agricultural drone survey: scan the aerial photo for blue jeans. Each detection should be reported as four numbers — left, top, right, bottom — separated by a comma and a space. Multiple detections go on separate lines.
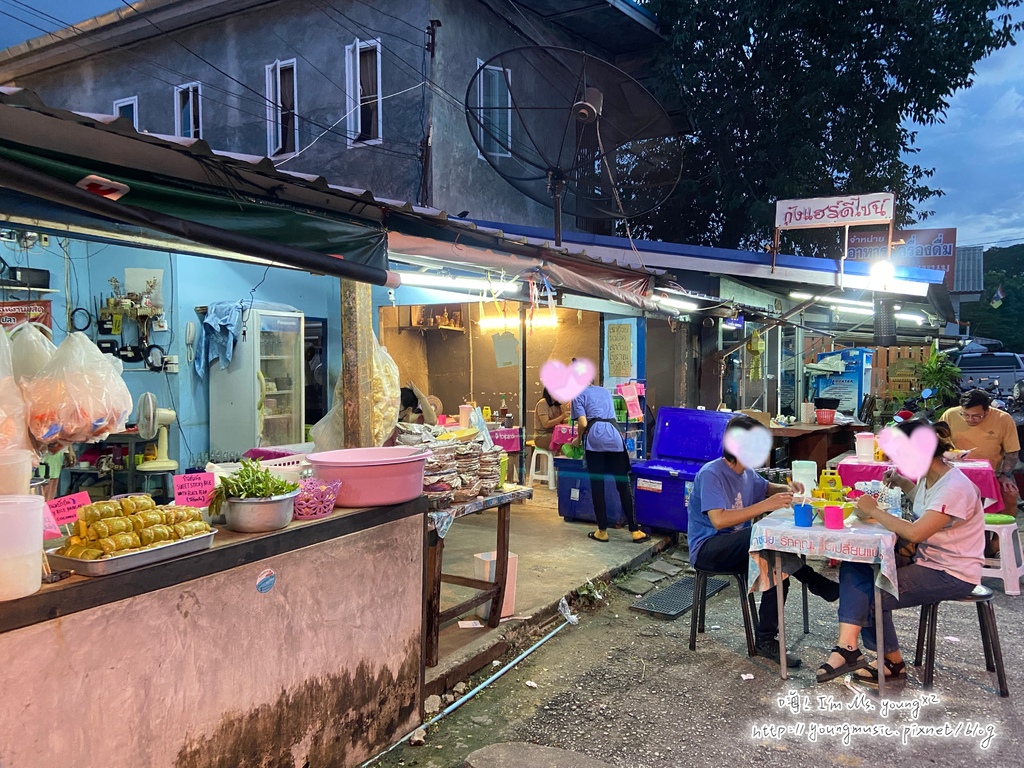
837, 562, 974, 653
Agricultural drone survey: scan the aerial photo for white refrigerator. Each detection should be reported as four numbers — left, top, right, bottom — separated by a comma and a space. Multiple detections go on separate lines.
209, 308, 306, 455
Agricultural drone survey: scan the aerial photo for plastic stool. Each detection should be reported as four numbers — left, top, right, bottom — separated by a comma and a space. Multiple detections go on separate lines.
914, 584, 1009, 697
527, 441, 556, 489
690, 570, 758, 657
981, 520, 1024, 596
139, 469, 174, 503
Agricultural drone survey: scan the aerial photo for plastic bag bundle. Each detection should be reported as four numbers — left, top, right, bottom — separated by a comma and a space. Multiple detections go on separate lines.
0, 329, 32, 452
371, 335, 400, 446
9, 322, 56, 382
23, 332, 133, 447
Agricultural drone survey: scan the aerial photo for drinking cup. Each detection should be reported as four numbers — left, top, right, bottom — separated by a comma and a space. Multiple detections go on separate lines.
823, 505, 845, 530
793, 503, 814, 527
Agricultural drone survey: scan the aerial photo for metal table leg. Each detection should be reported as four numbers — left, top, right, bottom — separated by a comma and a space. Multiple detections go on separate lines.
874, 564, 885, 697
773, 551, 787, 680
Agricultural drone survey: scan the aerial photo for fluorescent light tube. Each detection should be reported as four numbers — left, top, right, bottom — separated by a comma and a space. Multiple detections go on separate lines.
397, 273, 520, 294
655, 295, 700, 311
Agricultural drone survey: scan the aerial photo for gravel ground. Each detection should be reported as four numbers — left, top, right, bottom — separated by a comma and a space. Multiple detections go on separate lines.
372, 548, 1024, 768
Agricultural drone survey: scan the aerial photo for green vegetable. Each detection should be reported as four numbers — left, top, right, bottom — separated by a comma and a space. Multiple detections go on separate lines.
209, 459, 299, 515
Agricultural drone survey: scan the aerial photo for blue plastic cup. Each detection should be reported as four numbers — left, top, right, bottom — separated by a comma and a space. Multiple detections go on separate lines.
793, 503, 814, 527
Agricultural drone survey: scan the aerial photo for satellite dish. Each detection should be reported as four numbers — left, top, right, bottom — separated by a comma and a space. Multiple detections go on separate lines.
466, 46, 683, 245
136, 391, 178, 471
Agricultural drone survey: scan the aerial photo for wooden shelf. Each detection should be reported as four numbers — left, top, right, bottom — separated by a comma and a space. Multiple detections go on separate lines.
0, 285, 59, 294
398, 325, 466, 334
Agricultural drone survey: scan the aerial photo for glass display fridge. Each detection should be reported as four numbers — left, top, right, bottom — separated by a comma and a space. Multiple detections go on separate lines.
210, 309, 305, 455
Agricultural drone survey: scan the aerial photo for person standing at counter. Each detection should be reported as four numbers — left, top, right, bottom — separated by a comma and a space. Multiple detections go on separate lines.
534, 388, 567, 451
572, 374, 649, 544
399, 381, 437, 426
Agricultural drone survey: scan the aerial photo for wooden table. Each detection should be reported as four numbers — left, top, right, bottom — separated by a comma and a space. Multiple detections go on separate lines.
424, 485, 533, 667
770, 423, 869, 467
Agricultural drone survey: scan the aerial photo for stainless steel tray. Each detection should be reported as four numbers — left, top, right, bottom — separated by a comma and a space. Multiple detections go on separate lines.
45, 530, 216, 577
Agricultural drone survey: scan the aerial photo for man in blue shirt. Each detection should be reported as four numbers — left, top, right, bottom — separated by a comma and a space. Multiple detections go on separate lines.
572, 378, 649, 544
689, 415, 839, 667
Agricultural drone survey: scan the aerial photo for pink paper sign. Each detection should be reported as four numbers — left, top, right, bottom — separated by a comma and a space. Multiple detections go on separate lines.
173, 472, 215, 506
47, 491, 92, 527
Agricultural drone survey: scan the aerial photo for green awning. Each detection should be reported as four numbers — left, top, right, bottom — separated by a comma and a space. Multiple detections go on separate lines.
0, 144, 386, 270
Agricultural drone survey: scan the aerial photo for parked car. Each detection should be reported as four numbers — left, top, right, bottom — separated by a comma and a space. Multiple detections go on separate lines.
947, 351, 1024, 397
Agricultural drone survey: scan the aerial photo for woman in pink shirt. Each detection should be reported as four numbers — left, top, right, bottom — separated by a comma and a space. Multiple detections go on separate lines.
816, 421, 985, 684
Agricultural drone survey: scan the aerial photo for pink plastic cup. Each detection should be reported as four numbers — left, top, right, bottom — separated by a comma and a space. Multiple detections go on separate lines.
823, 505, 845, 530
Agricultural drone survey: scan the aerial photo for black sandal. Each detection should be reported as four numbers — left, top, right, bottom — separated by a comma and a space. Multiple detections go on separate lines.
816, 646, 869, 683
853, 658, 907, 684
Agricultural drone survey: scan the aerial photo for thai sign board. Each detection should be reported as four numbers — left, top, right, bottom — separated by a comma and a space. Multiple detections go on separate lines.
775, 193, 895, 230
846, 228, 956, 291
0, 299, 52, 329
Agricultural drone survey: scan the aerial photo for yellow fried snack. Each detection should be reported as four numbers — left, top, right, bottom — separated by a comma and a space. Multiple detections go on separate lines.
129, 510, 164, 531
119, 495, 156, 515
58, 544, 105, 560
96, 532, 141, 554
171, 520, 210, 540
88, 517, 136, 540
163, 508, 193, 526
139, 524, 174, 546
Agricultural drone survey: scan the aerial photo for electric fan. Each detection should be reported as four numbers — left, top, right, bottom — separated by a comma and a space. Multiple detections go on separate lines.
136, 391, 178, 471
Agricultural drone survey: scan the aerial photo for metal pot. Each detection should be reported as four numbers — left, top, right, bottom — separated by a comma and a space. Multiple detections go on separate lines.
223, 489, 299, 533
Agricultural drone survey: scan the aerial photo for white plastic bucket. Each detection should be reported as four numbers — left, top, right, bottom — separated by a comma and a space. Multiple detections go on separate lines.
855, 432, 876, 462
0, 449, 33, 495
0, 495, 44, 601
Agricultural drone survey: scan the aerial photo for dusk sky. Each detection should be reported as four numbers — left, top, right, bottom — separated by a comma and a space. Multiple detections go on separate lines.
1, 1, 1022, 250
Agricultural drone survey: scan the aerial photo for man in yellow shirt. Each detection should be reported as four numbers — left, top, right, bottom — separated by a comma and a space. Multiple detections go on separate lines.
940, 388, 1020, 554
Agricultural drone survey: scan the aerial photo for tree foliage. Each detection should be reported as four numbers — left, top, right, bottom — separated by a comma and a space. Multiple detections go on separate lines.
960, 244, 1024, 350
641, 0, 1021, 253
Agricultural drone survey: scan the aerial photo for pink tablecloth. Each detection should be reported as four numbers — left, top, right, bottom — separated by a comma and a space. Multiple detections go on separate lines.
489, 427, 522, 453
836, 457, 1004, 512
549, 424, 577, 454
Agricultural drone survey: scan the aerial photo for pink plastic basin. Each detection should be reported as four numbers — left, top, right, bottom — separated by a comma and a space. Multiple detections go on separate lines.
306, 446, 430, 508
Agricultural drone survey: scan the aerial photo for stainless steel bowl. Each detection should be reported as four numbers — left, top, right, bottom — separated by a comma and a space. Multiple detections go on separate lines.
223, 489, 299, 533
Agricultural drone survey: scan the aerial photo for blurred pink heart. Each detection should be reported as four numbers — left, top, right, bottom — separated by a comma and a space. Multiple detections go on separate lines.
876, 425, 936, 481
540, 358, 595, 403
723, 426, 773, 469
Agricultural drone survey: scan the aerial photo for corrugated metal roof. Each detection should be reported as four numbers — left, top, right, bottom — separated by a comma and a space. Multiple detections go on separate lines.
953, 245, 984, 294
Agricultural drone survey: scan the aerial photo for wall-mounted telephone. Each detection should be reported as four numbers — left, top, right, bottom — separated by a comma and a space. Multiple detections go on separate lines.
185, 320, 197, 363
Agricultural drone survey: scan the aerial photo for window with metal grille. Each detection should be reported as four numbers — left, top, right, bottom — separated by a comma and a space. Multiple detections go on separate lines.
345, 38, 381, 145
476, 61, 511, 158
174, 82, 202, 139
266, 60, 298, 156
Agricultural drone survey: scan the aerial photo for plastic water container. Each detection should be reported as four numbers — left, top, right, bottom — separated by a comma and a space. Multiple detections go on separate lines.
855, 433, 876, 462
791, 460, 818, 491
0, 495, 44, 601
459, 404, 474, 429
0, 449, 33, 495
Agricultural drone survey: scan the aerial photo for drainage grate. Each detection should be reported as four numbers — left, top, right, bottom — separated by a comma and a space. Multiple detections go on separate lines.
629, 574, 730, 619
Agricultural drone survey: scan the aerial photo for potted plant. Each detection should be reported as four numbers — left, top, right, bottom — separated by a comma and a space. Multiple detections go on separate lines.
210, 459, 299, 533
916, 349, 962, 408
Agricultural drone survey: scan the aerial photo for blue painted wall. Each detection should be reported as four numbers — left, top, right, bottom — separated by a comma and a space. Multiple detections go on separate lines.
3, 237, 341, 467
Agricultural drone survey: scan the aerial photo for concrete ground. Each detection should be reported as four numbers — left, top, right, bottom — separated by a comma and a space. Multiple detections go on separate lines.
379, 529, 1024, 768
428, 486, 672, 692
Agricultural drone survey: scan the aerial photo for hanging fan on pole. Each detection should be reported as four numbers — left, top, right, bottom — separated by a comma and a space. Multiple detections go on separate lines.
136, 391, 178, 472
465, 46, 683, 245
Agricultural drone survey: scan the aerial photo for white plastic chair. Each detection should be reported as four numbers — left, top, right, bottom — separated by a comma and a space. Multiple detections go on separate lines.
527, 441, 556, 490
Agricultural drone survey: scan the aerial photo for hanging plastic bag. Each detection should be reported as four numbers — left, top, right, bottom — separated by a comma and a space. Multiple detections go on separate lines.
9, 322, 56, 383
311, 330, 400, 451
0, 329, 32, 453
23, 332, 133, 447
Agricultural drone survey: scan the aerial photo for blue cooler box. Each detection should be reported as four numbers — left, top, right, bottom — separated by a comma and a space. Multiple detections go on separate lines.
555, 458, 627, 526
632, 408, 733, 532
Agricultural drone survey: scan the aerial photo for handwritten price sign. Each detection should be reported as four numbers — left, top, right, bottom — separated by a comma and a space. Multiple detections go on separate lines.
173, 472, 215, 507
43, 505, 63, 540
47, 491, 92, 526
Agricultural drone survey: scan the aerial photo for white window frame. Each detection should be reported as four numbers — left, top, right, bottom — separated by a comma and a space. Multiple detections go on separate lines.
475, 59, 512, 160
113, 96, 139, 130
345, 37, 383, 147
265, 58, 299, 157
173, 82, 203, 140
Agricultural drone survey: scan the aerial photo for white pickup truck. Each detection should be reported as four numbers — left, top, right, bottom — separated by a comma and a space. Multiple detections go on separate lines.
950, 352, 1024, 397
